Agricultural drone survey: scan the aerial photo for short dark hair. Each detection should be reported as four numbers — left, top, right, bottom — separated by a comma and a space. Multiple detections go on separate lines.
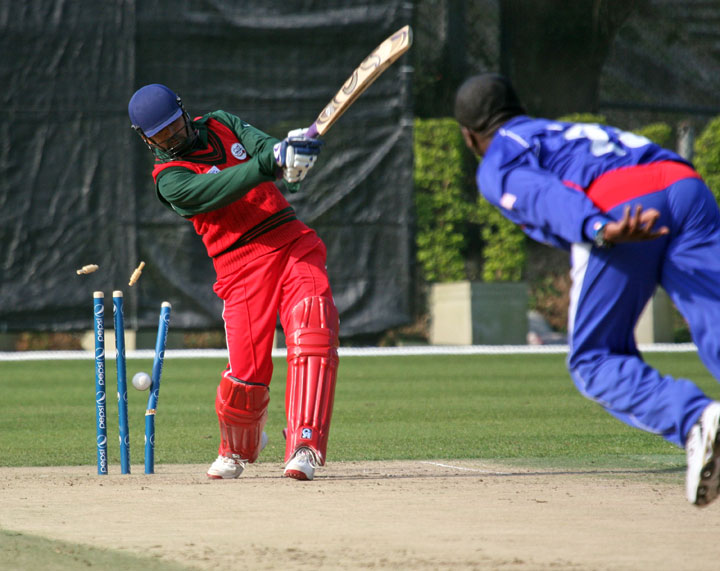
454, 73, 525, 135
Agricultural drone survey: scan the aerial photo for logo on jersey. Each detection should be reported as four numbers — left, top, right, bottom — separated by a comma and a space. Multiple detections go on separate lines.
500, 193, 517, 210
206, 166, 221, 174
230, 143, 247, 160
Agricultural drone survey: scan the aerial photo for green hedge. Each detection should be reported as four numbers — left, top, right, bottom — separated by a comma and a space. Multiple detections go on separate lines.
476, 198, 526, 282
414, 118, 525, 283
635, 122, 674, 148
695, 116, 720, 202
556, 113, 607, 124
414, 118, 473, 282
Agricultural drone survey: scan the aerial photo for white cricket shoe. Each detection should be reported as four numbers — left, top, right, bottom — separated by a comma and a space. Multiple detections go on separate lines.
283, 447, 319, 481
206, 431, 268, 480
207, 454, 247, 479
686, 402, 720, 506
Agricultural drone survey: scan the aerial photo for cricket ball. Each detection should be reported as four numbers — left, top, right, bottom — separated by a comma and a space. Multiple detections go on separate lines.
132, 372, 152, 391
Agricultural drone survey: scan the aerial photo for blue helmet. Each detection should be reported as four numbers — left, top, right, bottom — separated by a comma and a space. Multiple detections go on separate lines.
128, 84, 184, 137
129, 84, 198, 158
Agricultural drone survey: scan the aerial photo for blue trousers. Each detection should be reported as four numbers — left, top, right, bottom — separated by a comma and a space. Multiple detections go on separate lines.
568, 176, 720, 447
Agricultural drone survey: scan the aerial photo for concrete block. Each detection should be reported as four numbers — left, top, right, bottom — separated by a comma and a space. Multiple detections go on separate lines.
430, 281, 528, 345
635, 288, 675, 344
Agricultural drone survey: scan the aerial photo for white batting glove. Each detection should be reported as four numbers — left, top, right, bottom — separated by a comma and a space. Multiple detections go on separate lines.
283, 166, 305, 184
273, 128, 323, 183
287, 128, 309, 138
273, 131, 323, 167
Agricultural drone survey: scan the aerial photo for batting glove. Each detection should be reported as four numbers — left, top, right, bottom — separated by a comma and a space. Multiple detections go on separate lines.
273, 129, 323, 183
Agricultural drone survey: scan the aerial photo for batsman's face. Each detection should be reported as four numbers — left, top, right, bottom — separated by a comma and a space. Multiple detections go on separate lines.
147, 117, 189, 150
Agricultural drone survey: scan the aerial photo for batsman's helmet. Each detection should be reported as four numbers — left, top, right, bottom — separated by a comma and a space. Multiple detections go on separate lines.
129, 84, 198, 158
128, 84, 184, 137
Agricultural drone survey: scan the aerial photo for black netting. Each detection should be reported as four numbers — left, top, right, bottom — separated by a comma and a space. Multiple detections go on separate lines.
0, 1, 415, 337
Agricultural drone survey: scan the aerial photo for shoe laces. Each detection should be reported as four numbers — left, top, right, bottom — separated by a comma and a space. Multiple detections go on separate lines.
222, 454, 247, 466
296, 447, 319, 467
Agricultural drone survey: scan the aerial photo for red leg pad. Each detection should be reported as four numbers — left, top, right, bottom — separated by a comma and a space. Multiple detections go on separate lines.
285, 296, 339, 465
215, 375, 269, 462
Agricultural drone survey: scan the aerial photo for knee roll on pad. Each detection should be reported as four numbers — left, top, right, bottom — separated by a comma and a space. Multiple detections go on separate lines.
285, 296, 339, 464
215, 375, 269, 462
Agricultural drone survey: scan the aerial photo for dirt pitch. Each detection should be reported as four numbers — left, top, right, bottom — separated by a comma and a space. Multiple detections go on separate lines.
1, 459, 719, 570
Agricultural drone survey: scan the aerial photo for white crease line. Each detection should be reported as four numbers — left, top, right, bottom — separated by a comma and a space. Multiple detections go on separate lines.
420, 461, 496, 474
0, 343, 698, 361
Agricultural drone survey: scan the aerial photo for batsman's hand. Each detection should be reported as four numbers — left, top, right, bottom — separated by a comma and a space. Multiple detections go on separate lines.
273, 128, 323, 183
603, 204, 670, 244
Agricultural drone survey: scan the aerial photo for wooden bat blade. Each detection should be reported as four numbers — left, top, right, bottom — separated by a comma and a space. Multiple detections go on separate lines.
309, 25, 413, 138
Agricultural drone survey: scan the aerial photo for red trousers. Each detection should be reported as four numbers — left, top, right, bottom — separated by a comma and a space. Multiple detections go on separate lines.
213, 231, 334, 385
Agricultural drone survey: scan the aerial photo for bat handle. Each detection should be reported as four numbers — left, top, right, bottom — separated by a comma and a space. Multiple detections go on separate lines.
305, 123, 319, 139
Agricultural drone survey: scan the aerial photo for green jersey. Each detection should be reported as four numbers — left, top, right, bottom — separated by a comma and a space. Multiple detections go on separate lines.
153, 110, 280, 217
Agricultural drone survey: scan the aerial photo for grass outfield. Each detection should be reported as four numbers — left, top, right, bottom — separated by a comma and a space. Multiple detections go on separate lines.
0, 529, 193, 571
2, 351, 719, 470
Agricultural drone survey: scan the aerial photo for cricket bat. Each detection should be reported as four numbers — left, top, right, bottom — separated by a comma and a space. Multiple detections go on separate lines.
305, 25, 413, 138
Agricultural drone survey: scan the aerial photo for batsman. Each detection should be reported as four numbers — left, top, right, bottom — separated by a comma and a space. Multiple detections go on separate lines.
128, 84, 339, 481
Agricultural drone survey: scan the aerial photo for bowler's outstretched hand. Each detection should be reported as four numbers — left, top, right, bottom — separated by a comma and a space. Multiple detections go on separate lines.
604, 204, 670, 244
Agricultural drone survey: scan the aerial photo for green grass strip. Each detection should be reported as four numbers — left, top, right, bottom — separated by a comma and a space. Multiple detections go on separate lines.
0, 529, 193, 571
1, 352, 717, 468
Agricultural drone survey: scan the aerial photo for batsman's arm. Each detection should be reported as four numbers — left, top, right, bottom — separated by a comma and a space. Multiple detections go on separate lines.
154, 112, 287, 215
156, 157, 276, 217
211, 110, 310, 189
209, 111, 281, 160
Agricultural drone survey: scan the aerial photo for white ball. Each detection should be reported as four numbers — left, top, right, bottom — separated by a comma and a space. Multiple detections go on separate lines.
132, 372, 152, 391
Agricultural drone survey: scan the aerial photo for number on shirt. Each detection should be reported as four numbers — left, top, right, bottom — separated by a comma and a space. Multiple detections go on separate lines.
563, 123, 651, 157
